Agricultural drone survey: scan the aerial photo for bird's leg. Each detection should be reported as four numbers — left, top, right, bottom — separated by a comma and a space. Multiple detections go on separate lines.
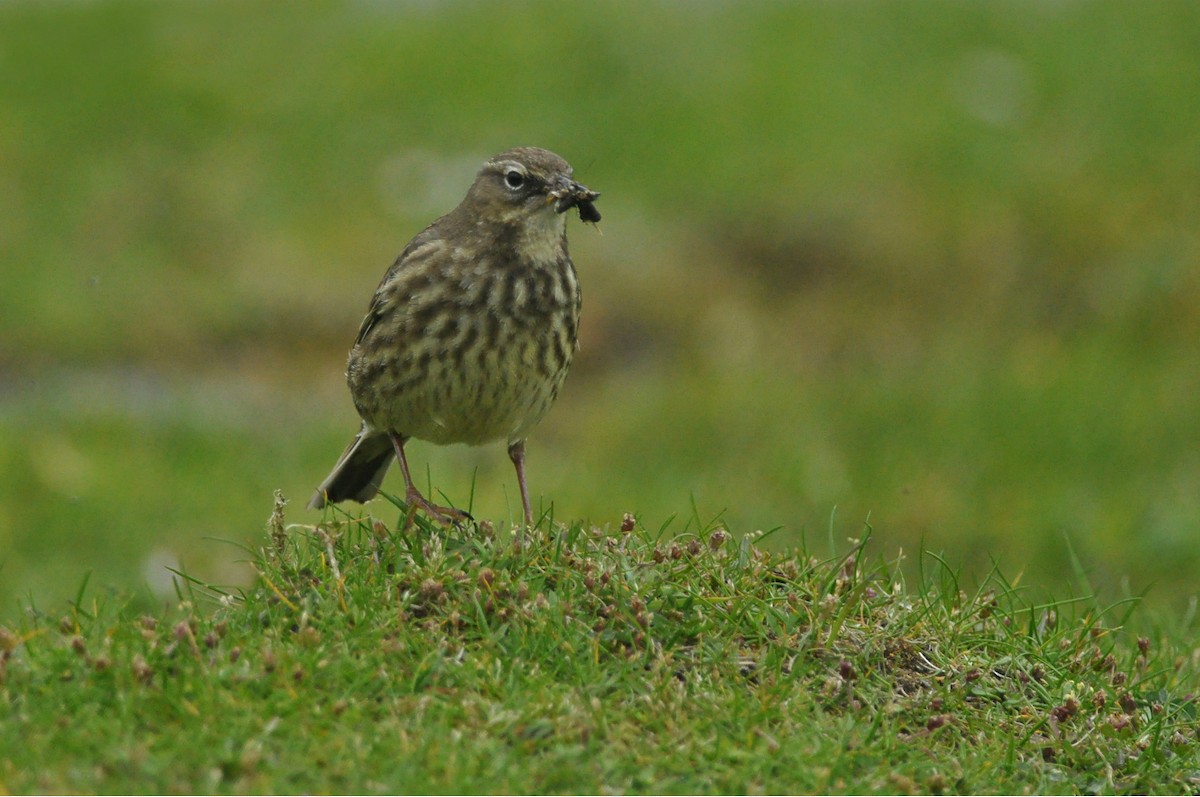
508, 439, 534, 527
389, 432, 472, 527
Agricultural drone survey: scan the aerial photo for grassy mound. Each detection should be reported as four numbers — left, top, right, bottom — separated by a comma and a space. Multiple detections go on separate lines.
2, 494, 1197, 793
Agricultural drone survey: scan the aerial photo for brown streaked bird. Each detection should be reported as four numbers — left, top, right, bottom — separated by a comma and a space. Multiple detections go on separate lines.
308, 147, 600, 526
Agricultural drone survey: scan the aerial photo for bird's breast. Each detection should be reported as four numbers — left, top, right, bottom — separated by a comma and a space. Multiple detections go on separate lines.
348, 248, 580, 447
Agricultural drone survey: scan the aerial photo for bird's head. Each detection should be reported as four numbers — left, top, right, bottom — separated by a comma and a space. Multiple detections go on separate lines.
466, 147, 601, 229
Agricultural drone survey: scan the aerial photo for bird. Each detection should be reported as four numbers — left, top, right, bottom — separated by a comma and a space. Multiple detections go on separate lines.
308, 146, 600, 527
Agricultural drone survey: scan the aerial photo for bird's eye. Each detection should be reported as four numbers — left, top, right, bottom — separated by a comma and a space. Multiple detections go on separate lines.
504, 170, 525, 189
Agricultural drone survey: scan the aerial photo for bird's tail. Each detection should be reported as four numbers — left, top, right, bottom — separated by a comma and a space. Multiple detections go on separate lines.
307, 425, 395, 509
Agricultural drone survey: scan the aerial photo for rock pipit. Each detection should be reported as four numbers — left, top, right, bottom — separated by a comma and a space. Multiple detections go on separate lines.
309, 147, 600, 526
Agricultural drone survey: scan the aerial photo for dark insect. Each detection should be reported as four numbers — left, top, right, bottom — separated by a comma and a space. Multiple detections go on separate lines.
554, 186, 601, 225
577, 199, 601, 224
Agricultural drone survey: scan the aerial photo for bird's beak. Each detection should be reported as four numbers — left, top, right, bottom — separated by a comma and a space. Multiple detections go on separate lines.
550, 177, 601, 223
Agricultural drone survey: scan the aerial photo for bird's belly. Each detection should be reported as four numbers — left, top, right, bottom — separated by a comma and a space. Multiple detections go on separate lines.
404, 354, 567, 446
349, 320, 573, 446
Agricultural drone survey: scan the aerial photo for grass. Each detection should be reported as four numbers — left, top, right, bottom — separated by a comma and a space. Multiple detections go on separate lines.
3, 497, 1197, 794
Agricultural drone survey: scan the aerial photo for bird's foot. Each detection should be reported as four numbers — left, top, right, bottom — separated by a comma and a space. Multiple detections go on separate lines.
402, 486, 473, 528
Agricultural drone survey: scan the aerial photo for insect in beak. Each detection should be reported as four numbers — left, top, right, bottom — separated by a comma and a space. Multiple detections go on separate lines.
551, 178, 601, 224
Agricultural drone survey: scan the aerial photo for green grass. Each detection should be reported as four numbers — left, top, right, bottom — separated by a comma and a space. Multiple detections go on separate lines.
3, 502, 1197, 794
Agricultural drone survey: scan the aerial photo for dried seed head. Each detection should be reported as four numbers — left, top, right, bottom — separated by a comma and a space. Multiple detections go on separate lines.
708, 529, 729, 550
887, 773, 917, 795
131, 654, 153, 685
620, 513, 636, 533
1051, 695, 1080, 722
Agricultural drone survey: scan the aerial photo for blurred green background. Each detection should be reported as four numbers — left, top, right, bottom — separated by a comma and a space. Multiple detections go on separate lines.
2, 0, 1197, 618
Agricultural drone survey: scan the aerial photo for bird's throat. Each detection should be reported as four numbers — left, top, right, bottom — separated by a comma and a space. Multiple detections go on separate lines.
517, 208, 568, 267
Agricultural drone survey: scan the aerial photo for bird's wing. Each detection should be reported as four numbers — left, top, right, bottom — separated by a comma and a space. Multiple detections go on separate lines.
354, 228, 448, 347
